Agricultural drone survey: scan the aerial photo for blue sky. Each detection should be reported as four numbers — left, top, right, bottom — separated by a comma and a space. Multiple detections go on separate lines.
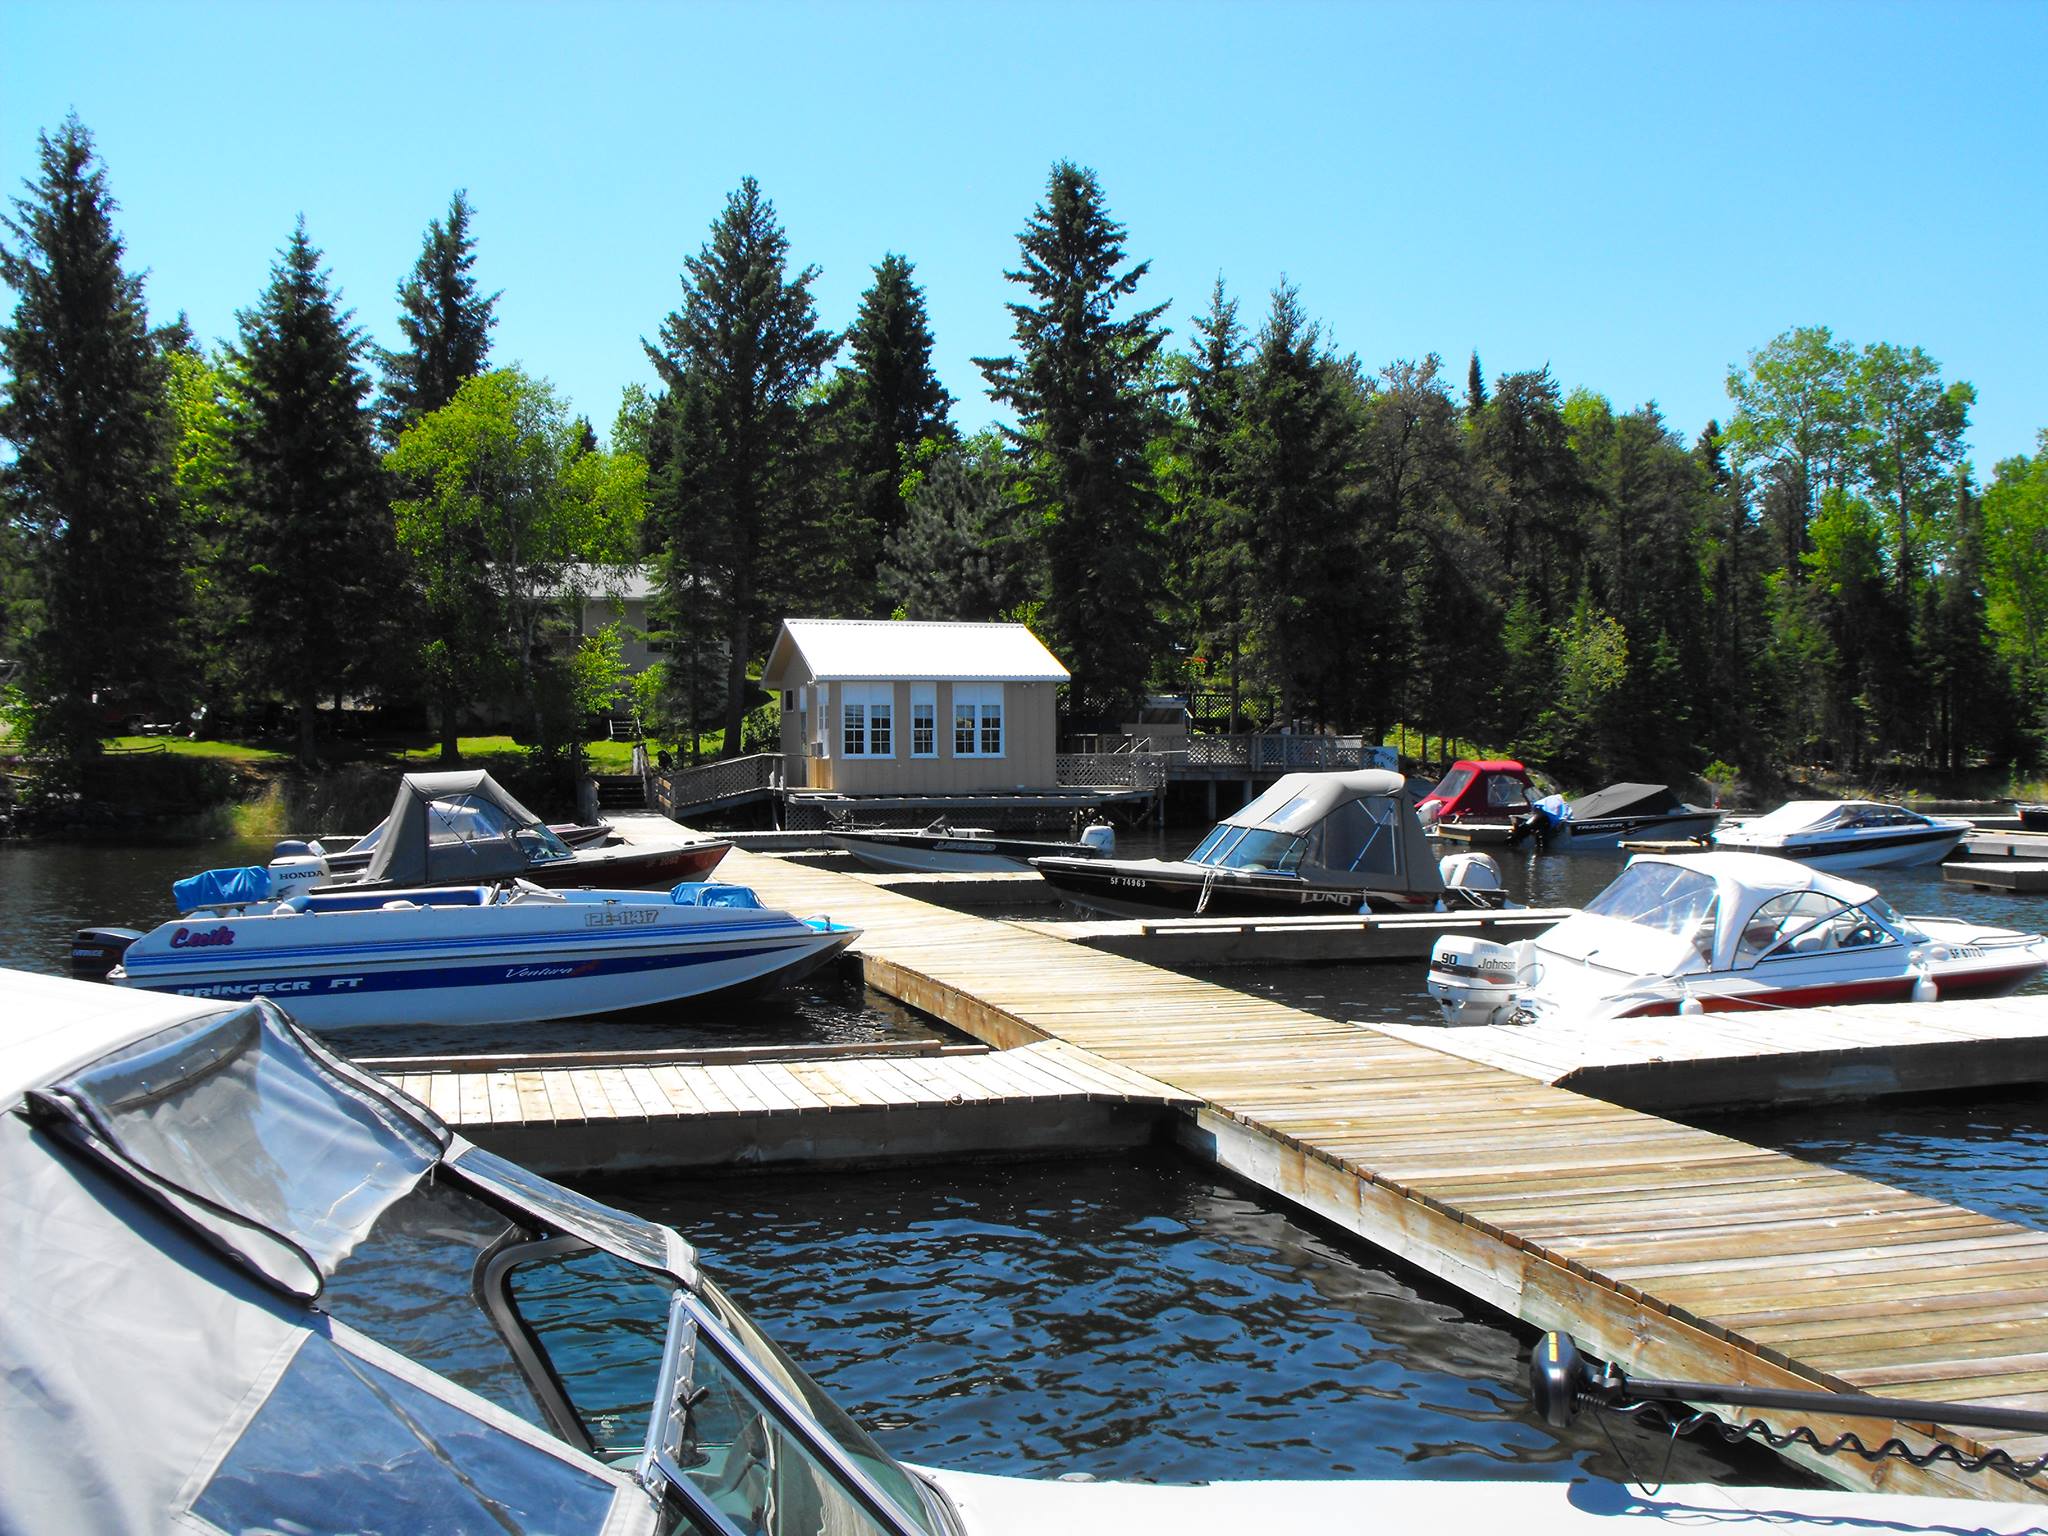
5, 0, 2044, 468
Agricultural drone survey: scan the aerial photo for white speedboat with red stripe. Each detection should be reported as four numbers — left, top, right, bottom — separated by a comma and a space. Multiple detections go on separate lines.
1426, 851, 2047, 1026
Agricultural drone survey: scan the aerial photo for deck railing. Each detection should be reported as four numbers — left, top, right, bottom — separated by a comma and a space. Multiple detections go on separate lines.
657, 752, 785, 816
1056, 751, 1170, 790
1183, 733, 1386, 771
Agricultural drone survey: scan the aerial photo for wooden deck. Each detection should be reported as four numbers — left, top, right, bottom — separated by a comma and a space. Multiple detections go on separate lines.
1948, 861, 2048, 893
603, 818, 2048, 1500
391, 1038, 1193, 1175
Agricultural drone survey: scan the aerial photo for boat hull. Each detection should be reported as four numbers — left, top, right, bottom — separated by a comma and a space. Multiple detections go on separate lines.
1712, 825, 1966, 871
1525, 809, 1722, 852
831, 832, 1098, 874
110, 889, 856, 1029
1032, 857, 1450, 919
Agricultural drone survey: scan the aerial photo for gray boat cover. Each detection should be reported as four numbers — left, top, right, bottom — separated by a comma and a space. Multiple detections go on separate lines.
1566, 782, 1687, 821
1217, 769, 1443, 894
359, 769, 552, 888
0, 1000, 641, 1534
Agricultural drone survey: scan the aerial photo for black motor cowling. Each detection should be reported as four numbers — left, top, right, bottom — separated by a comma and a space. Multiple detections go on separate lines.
71, 926, 143, 981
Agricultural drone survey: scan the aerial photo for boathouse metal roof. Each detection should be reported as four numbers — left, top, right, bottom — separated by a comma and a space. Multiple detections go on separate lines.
763, 619, 1071, 686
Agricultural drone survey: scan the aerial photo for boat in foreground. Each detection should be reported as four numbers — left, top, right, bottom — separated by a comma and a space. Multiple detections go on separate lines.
12, 972, 2048, 1533
259, 770, 728, 895
90, 878, 858, 1027
1033, 769, 1507, 917
831, 817, 1116, 873
1712, 799, 1970, 870
1427, 850, 2048, 1026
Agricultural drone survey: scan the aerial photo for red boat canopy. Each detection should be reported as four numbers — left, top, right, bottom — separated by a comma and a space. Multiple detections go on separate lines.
1418, 759, 1534, 821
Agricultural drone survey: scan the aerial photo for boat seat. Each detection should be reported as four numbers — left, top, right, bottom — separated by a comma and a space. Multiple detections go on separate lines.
303, 886, 490, 914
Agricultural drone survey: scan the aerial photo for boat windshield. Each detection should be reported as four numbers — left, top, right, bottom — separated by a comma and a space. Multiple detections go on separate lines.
1736, 892, 1903, 965
426, 793, 576, 865
1583, 862, 1720, 939
1427, 766, 1475, 803
1195, 826, 1307, 873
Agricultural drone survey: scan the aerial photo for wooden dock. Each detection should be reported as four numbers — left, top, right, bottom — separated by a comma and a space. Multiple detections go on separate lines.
1964, 830, 2048, 860
390, 1038, 1193, 1175
1948, 861, 2048, 893
1016, 906, 1572, 966
581, 813, 2048, 1497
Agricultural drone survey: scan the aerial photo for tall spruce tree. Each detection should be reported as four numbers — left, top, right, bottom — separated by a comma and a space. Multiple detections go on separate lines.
825, 254, 953, 614
379, 190, 498, 441
645, 178, 836, 751
977, 161, 1168, 717
880, 433, 1019, 621
225, 220, 396, 765
0, 115, 190, 759
1466, 350, 1487, 414
1173, 277, 1254, 730
1235, 283, 1363, 729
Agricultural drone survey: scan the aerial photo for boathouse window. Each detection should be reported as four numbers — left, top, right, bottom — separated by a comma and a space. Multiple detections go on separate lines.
911, 684, 936, 757
841, 684, 893, 758
953, 683, 1003, 757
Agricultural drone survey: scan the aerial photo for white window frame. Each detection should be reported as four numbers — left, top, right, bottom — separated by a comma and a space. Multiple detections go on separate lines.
910, 684, 937, 759
840, 682, 894, 759
952, 683, 1004, 758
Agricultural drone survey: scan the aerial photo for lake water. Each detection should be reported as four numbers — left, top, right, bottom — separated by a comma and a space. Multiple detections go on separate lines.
7, 827, 2043, 1487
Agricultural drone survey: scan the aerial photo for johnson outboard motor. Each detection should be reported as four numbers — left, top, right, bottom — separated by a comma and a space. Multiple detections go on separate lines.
1425, 934, 1530, 1026
70, 927, 143, 982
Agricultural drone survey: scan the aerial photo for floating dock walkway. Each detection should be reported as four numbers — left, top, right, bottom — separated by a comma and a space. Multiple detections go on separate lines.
414, 811, 2048, 1499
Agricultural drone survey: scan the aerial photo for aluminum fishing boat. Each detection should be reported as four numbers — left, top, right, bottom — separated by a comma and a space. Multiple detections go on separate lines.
1032, 769, 1506, 917
91, 879, 858, 1028
13, 972, 2048, 1534
831, 818, 1116, 874
1713, 799, 1971, 870
263, 771, 728, 894
1427, 851, 2048, 1026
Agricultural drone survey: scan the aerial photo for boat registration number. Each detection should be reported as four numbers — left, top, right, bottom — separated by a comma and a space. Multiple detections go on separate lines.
585, 907, 659, 928
1950, 945, 1984, 959
1109, 877, 1149, 889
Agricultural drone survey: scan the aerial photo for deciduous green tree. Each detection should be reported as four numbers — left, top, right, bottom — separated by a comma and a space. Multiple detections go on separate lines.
0, 115, 190, 759
1984, 435, 2048, 758
387, 367, 643, 759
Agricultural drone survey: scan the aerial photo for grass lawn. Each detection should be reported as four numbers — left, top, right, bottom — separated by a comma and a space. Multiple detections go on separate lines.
102, 735, 290, 763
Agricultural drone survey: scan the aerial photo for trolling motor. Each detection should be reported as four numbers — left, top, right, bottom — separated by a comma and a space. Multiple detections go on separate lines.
1530, 1331, 2048, 1482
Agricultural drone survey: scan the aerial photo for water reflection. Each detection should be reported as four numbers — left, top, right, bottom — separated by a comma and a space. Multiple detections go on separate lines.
603, 1153, 1805, 1487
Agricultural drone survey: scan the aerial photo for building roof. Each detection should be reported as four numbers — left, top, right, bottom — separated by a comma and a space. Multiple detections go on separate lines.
763, 619, 1071, 685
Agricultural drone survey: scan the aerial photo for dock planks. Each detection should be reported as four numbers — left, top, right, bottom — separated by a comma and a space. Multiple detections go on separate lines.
628, 823, 2048, 1500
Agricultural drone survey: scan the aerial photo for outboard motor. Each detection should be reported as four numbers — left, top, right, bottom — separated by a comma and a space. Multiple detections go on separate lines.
1425, 935, 1528, 1026
1439, 850, 1501, 894
70, 926, 143, 982
1079, 819, 1117, 856
265, 852, 331, 900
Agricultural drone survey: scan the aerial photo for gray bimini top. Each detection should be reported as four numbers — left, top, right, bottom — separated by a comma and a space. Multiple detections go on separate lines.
359, 769, 574, 887
1196, 768, 1442, 893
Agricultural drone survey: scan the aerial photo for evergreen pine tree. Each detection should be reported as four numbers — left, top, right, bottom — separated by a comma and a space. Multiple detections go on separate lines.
225, 220, 397, 765
1175, 277, 1254, 730
880, 434, 1018, 621
826, 254, 953, 614
1235, 283, 1363, 729
1466, 350, 1487, 414
645, 178, 837, 751
977, 161, 1169, 717
379, 190, 498, 441
0, 115, 191, 759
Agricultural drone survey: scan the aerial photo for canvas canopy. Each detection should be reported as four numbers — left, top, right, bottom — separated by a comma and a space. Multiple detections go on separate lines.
1565, 782, 1687, 821
1203, 770, 1441, 893
1733, 800, 1934, 838
359, 770, 567, 888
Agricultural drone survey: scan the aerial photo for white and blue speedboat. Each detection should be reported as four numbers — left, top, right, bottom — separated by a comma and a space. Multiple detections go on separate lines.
91, 878, 859, 1028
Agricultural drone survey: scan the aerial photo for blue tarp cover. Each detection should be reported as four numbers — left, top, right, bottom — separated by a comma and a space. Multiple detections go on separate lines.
668, 881, 764, 910
173, 865, 272, 913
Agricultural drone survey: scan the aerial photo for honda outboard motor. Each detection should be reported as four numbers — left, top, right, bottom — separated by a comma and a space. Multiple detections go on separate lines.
1425, 935, 1527, 1026
265, 853, 331, 900
71, 927, 143, 982
1079, 819, 1117, 856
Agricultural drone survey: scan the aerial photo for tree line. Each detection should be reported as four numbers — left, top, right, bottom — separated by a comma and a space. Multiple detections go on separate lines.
5, 114, 2046, 788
